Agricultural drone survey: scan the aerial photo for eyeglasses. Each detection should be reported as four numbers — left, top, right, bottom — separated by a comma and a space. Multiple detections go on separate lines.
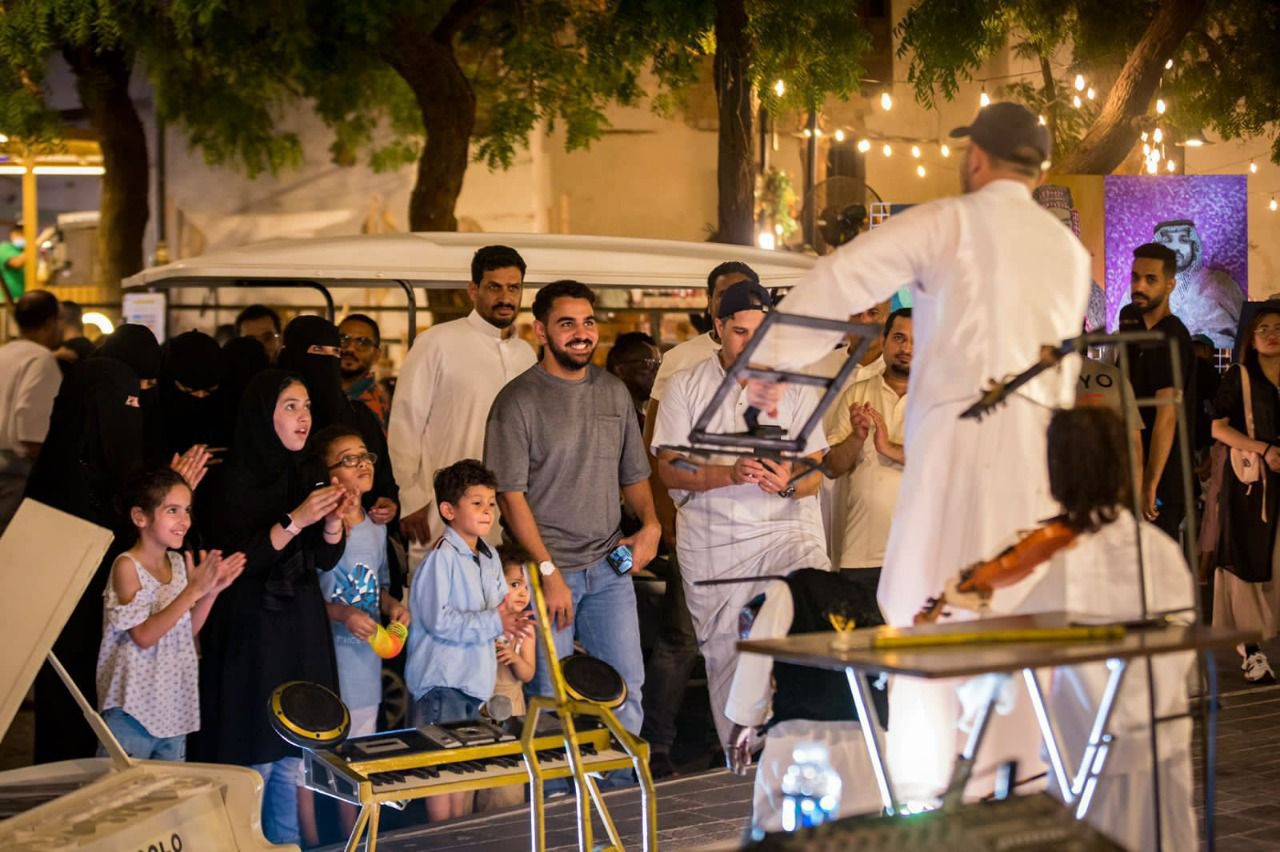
339, 334, 378, 352
328, 451, 378, 470
250, 331, 280, 343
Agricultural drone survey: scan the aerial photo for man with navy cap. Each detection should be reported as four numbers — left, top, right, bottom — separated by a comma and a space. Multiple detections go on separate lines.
747, 102, 1092, 803
650, 280, 830, 751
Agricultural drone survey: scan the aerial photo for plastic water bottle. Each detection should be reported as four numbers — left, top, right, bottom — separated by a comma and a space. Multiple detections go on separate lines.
780, 742, 842, 831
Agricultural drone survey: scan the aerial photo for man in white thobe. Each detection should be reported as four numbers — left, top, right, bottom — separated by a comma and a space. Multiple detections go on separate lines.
749, 102, 1091, 802
651, 281, 829, 748
388, 245, 537, 564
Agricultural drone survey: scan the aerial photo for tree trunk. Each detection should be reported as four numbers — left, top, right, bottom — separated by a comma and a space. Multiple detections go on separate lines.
382, 12, 478, 233
64, 45, 149, 295
714, 0, 754, 246
1058, 0, 1208, 174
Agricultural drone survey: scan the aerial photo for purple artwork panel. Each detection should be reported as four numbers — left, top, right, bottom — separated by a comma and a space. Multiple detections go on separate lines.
1104, 175, 1247, 347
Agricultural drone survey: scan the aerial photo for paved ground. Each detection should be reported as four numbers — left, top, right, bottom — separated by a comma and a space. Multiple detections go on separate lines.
7, 649, 1280, 849
325, 649, 1280, 851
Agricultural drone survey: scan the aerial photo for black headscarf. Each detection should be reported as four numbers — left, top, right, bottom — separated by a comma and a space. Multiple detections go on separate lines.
160, 330, 226, 454
95, 323, 164, 461
213, 369, 314, 606
95, 323, 162, 381
220, 335, 269, 441
25, 358, 143, 530
278, 315, 346, 431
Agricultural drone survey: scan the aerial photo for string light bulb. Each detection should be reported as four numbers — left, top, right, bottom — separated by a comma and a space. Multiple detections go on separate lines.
1153, 127, 1163, 143
1165, 59, 1174, 70
1146, 158, 1158, 175
911, 145, 921, 158
1166, 159, 1177, 172
882, 143, 892, 157
1250, 160, 1258, 174
1141, 131, 1149, 141
857, 138, 871, 153
1143, 143, 1152, 156
773, 79, 785, 98
814, 128, 823, 138
940, 143, 951, 158
1074, 74, 1085, 91
979, 87, 991, 108
1272, 195, 1278, 212
1156, 98, 1166, 115
1072, 94, 1082, 109
834, 128, 845, 142
916, 164, 927, 178
802, 128, 811, 138
879, 91, 893, 111
1038, 114, 1047, 126
1086, 87, 1096, 101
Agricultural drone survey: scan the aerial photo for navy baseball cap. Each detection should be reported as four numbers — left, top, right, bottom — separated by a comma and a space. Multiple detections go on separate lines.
716, 280, 773, 319
950, 102, 1053, 171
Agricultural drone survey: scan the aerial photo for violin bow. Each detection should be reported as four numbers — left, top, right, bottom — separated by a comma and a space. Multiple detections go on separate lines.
959, 335, 1083, 421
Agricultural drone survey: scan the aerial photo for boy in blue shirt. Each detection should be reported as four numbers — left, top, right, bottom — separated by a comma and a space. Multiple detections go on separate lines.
407, 458, 531, 821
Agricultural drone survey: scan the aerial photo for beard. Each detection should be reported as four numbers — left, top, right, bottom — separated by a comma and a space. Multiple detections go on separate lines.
482, 303, 518, 329
547, 337, 596, 370
888, 361, 910, 380
1131, 292, 1165, 315
340, 359, 368, 380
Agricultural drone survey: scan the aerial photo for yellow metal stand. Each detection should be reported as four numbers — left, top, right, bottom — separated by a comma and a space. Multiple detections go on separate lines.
524, 562, 658, 852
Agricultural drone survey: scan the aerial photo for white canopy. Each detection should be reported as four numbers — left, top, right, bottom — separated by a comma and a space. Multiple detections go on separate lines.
123, 232, 815, 290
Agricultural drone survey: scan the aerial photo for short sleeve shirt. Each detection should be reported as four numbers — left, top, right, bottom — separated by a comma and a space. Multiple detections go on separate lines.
0, 339, 62, 454
0, 242, 24, 301
318, 517, 390, 710
1076, 357, 1143, 431
484, 364, 651, 569
1128, 315, 1195, 498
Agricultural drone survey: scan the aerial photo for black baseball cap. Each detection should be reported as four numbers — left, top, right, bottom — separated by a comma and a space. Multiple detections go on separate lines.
950, 102, 1052, 171
716, 280, 772, 319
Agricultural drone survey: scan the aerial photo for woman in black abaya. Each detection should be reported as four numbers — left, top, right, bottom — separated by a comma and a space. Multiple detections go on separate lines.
194, 369, 348, 845
278, 316, 405, 593
26, 357, 145, 761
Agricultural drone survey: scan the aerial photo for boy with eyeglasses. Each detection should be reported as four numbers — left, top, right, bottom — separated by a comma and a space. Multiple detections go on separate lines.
339, 314, 390, 430
306, 424, 410, 840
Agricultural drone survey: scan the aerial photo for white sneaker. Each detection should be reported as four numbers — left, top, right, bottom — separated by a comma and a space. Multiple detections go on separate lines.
1243, 652, 1276, 683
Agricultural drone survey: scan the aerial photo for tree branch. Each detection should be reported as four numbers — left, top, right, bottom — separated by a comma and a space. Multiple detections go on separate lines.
1059, 0, 1208, 173
434, 0, 494, 41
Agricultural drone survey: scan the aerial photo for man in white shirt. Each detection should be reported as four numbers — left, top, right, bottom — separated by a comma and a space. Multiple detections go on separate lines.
823, 308, 911, 601
747, 101, 1091, 802
640, 260, 758, 771
651, 281, 829, 749
388, 246, 537, 560
0, 290, 63, 532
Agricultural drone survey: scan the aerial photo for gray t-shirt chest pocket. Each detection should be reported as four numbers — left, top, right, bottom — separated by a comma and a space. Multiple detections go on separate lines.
594, 414, 621, 460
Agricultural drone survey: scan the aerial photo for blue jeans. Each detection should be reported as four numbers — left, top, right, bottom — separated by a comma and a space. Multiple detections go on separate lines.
531, 557, 645, 735
102, 707, 186, 761
411, 686, 482, 726
250, 757, 302, 845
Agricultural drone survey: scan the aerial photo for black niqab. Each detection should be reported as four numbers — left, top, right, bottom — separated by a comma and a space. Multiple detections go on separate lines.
160, 330, 226, 454
278, 315, 346, 430
95, 324, 164, 461
220, 335, 269, 440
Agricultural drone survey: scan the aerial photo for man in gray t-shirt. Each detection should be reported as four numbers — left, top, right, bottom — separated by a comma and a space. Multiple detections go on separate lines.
484, 280, 660, 734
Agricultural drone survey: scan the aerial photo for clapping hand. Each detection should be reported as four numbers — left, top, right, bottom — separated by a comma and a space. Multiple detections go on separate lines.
170, 445, 212, 490
849, 402, 873, 443
292, 482, 346, 528
500, 605, 534, 640
187, 549, 244, 598
496, 640, 519, 668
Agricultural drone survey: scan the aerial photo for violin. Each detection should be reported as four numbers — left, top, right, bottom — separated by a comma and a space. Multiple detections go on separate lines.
914, 520, 1080, 624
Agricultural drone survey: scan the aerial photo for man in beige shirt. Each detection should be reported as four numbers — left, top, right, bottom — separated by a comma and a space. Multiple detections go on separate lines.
823, 308, 912, 601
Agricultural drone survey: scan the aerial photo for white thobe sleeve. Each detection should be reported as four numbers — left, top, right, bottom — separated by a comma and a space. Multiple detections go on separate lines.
758, 203, 949, 370
387, 335, 440, 517
649, 368, 693, 455
725, 580, 794, 729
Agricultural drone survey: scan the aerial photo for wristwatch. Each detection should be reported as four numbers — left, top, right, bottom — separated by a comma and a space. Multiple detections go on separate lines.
777, 484, 797, 499
538, 560, 558, 577
279, 514, 302, 536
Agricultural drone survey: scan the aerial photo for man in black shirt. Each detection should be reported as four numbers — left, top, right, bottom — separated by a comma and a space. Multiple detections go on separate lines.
1127, 242, 1195, 539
